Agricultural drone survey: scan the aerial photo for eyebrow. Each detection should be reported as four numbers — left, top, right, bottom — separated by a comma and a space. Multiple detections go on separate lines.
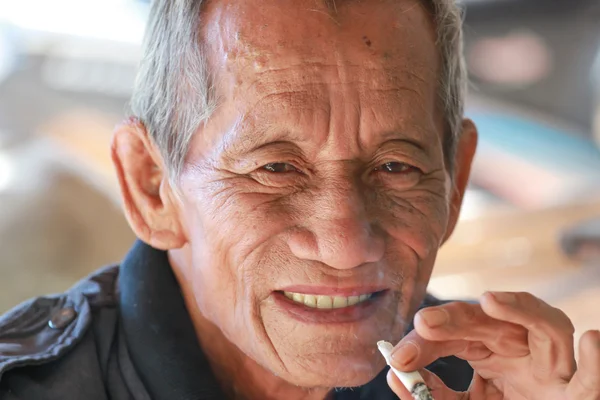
221, 127, 306, 159
221, 118, 434, 160
376, 131, 430, 154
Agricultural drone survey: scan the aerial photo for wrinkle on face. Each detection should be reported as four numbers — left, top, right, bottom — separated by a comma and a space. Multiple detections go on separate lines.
210, 85, 440, 168
176, 0, 450, 391
201, 0, 441, 157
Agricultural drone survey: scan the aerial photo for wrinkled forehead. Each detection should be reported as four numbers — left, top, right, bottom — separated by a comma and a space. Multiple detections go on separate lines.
201, 0, 439, 85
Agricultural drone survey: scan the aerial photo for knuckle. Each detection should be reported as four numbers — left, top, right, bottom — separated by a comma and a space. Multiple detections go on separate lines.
502, 324, 528, 343
513, 293, 575, 335
553, 308, 576, 335
515, 291, 540, 309
526, 316, 546, 332
492, 326, 528, 353
529, 306, 575, 336
449, 301, 479, 324
463, 341, 492, 359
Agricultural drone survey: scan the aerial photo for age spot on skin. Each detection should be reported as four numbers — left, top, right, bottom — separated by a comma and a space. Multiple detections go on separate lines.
362, 35, 372, 47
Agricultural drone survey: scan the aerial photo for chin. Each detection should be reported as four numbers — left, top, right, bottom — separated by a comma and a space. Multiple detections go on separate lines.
256, 291, 406, 387
277, 350, 386, 388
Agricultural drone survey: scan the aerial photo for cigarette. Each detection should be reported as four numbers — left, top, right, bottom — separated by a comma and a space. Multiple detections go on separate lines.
377, 340, 434, 400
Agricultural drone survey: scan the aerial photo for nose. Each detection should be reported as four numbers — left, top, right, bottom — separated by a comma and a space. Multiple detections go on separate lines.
287, 180, 385, 270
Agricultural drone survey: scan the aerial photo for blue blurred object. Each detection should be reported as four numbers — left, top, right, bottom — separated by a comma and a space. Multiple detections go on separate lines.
469, 111, 600, 176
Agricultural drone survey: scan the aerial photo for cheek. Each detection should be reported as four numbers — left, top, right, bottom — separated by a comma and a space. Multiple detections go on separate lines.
179, 187, 308, 368
374, 187, 450, 262
184, 178, 292, 264
179, 181, 295, 317
381, 189, 448, 313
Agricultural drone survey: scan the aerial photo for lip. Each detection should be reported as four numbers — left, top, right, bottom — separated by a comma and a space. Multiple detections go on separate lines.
277, 285, 389, 297
272, 290, 389, 324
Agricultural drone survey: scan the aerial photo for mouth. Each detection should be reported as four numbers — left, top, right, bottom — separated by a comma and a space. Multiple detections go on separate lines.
281, 291, 375, 309
273, 288, 389, 324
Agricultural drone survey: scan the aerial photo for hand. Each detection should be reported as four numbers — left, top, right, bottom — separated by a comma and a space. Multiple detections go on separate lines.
387, 292, 600, 400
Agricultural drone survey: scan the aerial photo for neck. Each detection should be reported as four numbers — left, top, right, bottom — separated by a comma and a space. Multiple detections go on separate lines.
169, 249, 333, 400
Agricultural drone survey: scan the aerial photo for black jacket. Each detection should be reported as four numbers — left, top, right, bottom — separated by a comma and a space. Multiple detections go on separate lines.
0, 241, 473, 399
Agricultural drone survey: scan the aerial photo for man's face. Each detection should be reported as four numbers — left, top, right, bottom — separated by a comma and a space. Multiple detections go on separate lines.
177, 0, 450, 388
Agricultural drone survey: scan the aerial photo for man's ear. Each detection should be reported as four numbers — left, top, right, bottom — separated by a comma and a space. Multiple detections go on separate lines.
111, 118, 187, 250
443, 119, 478, 243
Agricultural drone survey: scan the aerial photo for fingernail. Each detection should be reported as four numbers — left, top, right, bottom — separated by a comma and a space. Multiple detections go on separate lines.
489, 291, 517, 305
420, 309, 448, 328
391, 341, 419, 366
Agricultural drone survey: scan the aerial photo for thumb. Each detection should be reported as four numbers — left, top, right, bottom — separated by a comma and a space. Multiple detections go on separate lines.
386, 368, 466, 400
566, 330, 600, 400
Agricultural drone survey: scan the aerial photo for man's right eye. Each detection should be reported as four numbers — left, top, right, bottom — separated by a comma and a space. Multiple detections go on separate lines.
262, 163, 298, 173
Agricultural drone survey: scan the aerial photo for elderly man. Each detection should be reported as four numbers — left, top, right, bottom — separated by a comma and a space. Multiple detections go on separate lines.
1, 0, 599, 399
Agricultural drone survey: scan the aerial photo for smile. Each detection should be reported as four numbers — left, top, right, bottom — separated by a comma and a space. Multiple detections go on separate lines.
282, 291, 375, 309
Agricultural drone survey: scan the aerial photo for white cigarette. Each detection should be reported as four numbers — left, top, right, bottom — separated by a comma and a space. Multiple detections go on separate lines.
377, 340, 434, 400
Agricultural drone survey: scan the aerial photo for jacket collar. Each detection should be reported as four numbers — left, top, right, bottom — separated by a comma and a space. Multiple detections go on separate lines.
119, 240, 225, 400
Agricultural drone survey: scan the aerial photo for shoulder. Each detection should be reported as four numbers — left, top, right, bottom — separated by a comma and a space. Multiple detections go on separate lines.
0, 265, 121, 399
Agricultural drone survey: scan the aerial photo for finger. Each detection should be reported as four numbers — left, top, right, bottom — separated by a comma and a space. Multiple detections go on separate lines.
386, 367, 466, 400
481, 292, 576, 381
566, 330, 600, 400
391, 329, 492, 372
386, 368, 413, 400
468, 371, 503, 399
412, 302, 529, 357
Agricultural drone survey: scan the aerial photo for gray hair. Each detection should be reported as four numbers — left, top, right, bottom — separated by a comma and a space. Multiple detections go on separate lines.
130, 0, 467, 182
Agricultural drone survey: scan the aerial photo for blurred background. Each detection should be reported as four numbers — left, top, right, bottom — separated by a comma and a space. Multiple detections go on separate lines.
0, 0, 599, 342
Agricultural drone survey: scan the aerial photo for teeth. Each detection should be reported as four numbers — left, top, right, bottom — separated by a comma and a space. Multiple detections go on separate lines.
316, 295, 333, 309
282, 292, 373, 309
292, 293, 304, 303
332, 296, 348, 308
303, 295, 317, 307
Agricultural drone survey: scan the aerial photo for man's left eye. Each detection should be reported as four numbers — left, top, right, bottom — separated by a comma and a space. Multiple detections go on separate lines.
375, 162, 418, 173
262, 163, 298, 173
